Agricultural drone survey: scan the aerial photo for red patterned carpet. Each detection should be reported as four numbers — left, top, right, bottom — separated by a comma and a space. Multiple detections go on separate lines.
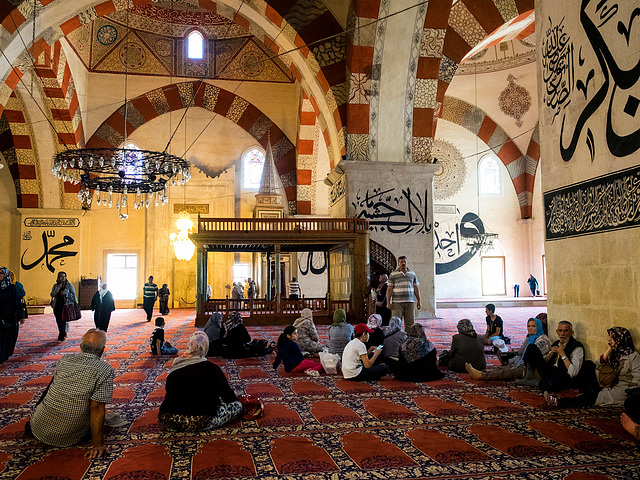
0, 307, 638, 479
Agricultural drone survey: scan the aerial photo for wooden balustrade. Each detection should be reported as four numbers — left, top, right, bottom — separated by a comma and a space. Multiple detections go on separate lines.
197, 217, 369, 234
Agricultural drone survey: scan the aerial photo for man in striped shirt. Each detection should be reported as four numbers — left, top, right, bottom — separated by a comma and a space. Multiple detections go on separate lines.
288, 277, 301, 299
143, 276, 158, 322
386, 256, 421, 329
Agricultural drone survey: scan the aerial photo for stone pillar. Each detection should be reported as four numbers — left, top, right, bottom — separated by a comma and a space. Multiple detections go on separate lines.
274, 246, 281, 312
331, 161, 439, 319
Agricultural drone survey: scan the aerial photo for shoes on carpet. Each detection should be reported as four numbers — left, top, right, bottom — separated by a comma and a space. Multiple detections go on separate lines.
57, 334, 66, 342
104, 413, 128, 428
305, 370, 320, 377
544, 391, 559, 407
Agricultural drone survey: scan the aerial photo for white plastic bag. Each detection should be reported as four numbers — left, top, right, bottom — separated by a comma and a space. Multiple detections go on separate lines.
318, 351, 340, 375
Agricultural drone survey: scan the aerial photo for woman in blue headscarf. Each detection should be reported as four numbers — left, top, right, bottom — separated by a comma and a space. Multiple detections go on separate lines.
466, 317, 551, 382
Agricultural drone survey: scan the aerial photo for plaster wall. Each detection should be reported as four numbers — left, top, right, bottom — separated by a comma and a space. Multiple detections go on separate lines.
537, 0, 640, 358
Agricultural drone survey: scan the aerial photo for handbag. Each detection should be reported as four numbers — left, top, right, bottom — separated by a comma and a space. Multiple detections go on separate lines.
597, 363, 619, 388
238, 394, 264, 420
62, 301, 82, 322
319, 351, 340, 375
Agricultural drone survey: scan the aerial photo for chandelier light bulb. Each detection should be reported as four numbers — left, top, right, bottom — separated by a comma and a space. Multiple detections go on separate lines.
89, 158, 94, 167
78, 158, 83, 168
99, 157, 104, 167
70, 159, 75, 168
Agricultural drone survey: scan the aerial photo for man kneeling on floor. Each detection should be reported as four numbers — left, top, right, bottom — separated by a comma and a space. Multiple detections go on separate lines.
519, 320, 584, 391
27, 329, 116, 459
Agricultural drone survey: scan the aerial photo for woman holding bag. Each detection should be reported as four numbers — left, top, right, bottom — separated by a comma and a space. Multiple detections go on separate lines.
50, 271, 78, 342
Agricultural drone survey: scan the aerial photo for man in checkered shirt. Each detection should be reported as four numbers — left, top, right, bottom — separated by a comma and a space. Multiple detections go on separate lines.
386, 255, 422, 330
29, 329, 114, 459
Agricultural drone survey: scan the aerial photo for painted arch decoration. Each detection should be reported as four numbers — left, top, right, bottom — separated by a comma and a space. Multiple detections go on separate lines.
85, 81, 298, 213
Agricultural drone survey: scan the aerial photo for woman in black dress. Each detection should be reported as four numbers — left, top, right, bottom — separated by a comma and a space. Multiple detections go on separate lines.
0, 267, 21, 363
50, 271, 76, 342
158, 284, 170, 315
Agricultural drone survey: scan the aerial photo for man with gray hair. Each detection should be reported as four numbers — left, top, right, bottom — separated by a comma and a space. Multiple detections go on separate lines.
28, 329, 114, 459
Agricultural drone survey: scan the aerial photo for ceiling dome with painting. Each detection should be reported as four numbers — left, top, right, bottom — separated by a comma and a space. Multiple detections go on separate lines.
65, 2, 294, 83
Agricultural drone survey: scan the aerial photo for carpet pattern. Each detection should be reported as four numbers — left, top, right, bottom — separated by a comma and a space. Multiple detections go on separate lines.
0, 308, 638, 479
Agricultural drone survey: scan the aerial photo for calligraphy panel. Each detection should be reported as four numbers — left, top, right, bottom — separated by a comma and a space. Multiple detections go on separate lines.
544, 165, 640, 240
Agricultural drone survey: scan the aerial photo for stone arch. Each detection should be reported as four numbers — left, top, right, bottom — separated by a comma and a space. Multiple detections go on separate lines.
85, 81, 299, 213
0, 0, 344, 170
440, 95, 536, 219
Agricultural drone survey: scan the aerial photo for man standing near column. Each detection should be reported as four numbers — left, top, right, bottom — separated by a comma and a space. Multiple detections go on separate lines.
143, 276, 158, 322
386, 256, 421, 330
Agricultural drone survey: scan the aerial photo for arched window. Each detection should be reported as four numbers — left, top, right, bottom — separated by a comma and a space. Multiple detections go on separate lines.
187, 31, 204, 60
243, 148, 266, 189
478, 154, 502, 196
119, 142, 144, 182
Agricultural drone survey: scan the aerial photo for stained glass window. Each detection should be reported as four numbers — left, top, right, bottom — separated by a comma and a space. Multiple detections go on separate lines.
243, 148, 265, 189
478, 154, 502, 196
187, 31, 204, 60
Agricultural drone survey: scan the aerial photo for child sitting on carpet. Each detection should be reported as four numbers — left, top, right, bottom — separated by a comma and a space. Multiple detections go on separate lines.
150, 317, 178, 355
272, 326, 323, 377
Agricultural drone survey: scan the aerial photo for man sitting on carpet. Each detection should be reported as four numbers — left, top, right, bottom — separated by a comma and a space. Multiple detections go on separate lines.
27, 329, 115, 459
517, 320, 584, 391
342, 323, 390, 381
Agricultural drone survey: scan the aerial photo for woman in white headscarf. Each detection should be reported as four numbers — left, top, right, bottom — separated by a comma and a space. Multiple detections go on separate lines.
293, 308, 325, 354
159, 331, 242, 432
90, 283, 116, 332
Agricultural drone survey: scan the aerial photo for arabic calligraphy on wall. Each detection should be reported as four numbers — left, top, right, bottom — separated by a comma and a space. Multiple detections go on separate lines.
298, 252, 328, 276
542, 2, 640, 162
329, 174, 346, 206
352, 187, 431, 234
24, 218, 79, 228
20, 230, 78, 273
435, 211, 486, 274
544, 165, 640, 240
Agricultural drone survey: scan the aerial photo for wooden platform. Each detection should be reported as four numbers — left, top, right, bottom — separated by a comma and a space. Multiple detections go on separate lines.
437, 296, 547, 309
26, 305, 53, 315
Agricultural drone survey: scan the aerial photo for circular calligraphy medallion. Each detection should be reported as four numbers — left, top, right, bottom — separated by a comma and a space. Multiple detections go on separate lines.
432, 139, 466, 201
119, 43, 146, 69
97, 25, 118, 46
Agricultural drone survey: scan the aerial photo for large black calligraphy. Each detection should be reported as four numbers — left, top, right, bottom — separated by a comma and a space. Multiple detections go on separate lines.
352, 187, 431, 234
21, 231, 78, 273
298, 251, 328, 276
435, 212, 486, 275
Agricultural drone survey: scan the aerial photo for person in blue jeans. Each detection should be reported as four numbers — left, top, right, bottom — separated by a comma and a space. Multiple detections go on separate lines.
150, 317, 178, 355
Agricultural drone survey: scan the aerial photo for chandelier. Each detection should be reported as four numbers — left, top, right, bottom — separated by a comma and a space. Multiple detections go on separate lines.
462, 232, 499, 254
53, 147, 191, 220
170, 211, 196, 261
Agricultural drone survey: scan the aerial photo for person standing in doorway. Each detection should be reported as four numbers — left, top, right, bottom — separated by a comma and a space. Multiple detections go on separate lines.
288, 277, 301, 299
527, 274, 539, 297
386, 256, 421, 330
247, 278, 257, 299
143, 276, 158, 322
375, 274, 392, 326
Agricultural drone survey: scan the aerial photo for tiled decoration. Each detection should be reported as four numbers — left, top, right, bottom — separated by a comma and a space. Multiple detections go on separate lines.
432, 139, 466, 200
498, 74, 531, 127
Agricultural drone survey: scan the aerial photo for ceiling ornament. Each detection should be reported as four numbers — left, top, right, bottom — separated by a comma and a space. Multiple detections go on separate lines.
432, 139, 466, 201
498, 74, 531, 127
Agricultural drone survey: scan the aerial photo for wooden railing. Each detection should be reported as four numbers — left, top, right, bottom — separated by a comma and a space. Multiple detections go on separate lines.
202, 295, 350, 319
197, 217, 369, 234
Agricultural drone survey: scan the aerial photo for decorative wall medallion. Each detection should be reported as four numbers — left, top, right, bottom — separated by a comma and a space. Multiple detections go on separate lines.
154, 39, 172, 57
432, 139, 466, 200
119, 43, 146, 69
240, 51, 264, 77
498, 74, 531, 127
97, 25, 118, 46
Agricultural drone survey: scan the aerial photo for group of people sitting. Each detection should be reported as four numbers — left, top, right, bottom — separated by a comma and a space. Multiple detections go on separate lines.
23, 308, 640, 460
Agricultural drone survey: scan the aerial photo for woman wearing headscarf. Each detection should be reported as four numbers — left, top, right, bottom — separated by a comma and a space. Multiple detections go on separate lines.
220, 311, 252, 358
50, 271, 77, 342
328, 309, 353, 356
547, 327, 640, 408
466, 317, 551, 382
375, 274, 392, 326
9, 270, 27, 322
364, 314, 385, 352
292, 308, 324, 354
90, 283, 116, 332
158, 284, 170, 315
394, 323, 444, 382
0, 267, 22, 364
447, 319, 486, 373
159, 331, 242, 432
382, 316, 406, 361
203, 312, 224, 356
